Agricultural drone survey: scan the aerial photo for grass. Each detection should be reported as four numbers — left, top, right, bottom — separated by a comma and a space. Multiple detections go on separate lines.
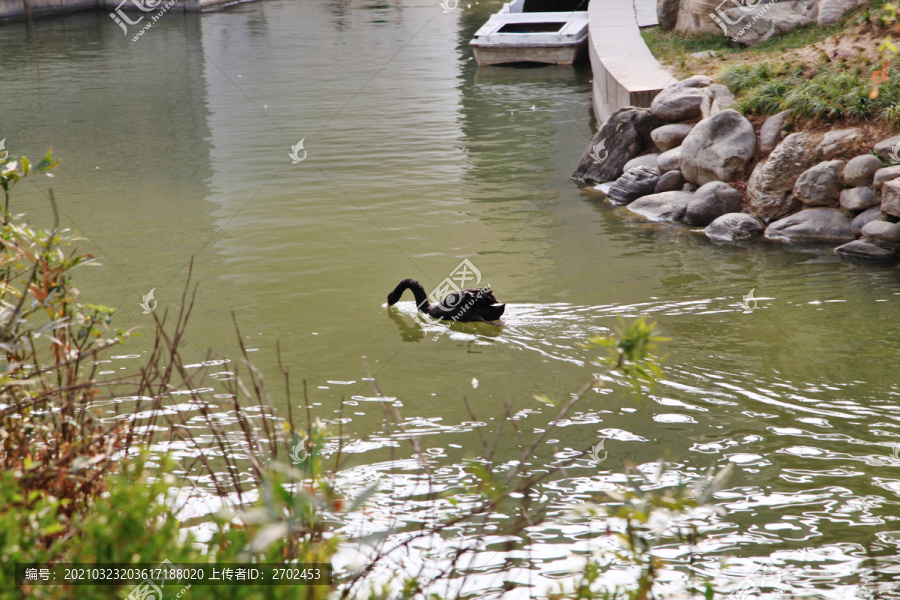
717, 58, 900, 125
641, 0, 900, 130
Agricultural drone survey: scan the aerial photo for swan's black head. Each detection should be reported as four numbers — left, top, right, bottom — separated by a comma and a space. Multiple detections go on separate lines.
386, 289, 401, 307
387, 278, 424, 307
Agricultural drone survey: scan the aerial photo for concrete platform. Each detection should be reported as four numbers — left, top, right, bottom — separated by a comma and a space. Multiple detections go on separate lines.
0, 0, 244, 22
587, 0, 674, 122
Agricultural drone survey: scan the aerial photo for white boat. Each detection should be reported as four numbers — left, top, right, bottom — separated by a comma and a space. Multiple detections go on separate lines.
469, 0, 589, 66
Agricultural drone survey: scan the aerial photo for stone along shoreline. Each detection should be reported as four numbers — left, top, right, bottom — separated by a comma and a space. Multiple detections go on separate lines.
573, 75, 900, 263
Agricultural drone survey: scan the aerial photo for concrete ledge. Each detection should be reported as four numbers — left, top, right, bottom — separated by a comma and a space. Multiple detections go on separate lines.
0, 0, 246, 21
0, 0, 94, 21
588, 0, 675, 123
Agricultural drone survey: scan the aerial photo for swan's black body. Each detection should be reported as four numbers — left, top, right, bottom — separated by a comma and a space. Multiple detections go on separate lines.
386, 278, 505, 323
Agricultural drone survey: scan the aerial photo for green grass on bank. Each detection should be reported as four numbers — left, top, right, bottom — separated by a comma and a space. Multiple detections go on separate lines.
641, 0, 900, 124
721, 58, 900, 124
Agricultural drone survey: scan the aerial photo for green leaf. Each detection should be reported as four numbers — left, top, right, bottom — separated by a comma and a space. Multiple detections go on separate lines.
33, 149, 59, 173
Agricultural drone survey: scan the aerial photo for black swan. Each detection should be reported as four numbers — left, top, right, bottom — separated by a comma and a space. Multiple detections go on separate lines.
386, 278, 505, 324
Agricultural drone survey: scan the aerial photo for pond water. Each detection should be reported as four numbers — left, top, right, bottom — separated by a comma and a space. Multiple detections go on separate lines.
3, 1, 900, 597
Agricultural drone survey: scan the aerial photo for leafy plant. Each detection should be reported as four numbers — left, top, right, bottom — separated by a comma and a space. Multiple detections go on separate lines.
590, 316, 668, 398
0, 149, 59, 224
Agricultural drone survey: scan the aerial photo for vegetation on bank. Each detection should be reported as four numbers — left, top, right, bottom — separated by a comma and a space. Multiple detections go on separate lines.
2, 152, 753, 599
642, 0, 900, 128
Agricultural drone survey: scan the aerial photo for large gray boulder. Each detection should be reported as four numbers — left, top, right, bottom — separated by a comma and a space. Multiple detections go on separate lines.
839, 186, 877, 212
747, 132, 820, 220
704, 212, 765, 242
657, 147, 682, 173
874, 135, 900, 162
834, 239, 900, 262
650, 76, 713, 122
607, 166, 660, 204
573, 108, 663, 184
793, 160, 844, 206
684, 181, 743, 226
818, 0, 866, 27
873, 166, 900, 191
655, 170, 686, 193
651, 124, 692, 153
851, 205, 884, 237
843, 155, 882, 187
679, 109, 756, 185
627, 191, 694, 222
881, 180, 900, 218
764, 208, 855, 244
675, 0, 733, 35
623, 154, 660, 173
816, 128, 861, 160
861, 220, 900, 243
657, 0, 679, 30
700, 84, 735, 119
759, 110, 791, 156
720, 0, 817, 45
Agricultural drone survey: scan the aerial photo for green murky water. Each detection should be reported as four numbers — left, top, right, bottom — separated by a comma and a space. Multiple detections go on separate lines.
3, 1, 900, 596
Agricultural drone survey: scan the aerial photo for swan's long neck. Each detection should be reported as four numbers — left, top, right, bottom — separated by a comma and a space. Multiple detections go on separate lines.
389, 279, 431, 311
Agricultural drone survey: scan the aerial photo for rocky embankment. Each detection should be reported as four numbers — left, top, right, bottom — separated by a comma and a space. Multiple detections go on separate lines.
573, 76, 900, 262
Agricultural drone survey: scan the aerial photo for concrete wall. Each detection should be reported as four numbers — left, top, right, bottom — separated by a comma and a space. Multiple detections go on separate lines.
1, 0, 95, 20
587, 0, 674, 123
0, 0, 239, 21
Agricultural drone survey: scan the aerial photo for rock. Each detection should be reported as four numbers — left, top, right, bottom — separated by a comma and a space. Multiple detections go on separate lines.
655, 170, 685, 193
627, 191, 694, 222
874, 135, 900, 163
867, 237, 900, 252
793, 160, 843, 206
720, 0, 817, 46
843, 155, 882, 187
683, 183, 699, 192
651, 124, 692, 153
674, 0, 731, 34
834, 239, 900, 262
883, 180, 900, 217
839, 186, 877, 212
657, 0, 679, 30
657, 147, 682, 173
700, 84, 735, 119
607, 166, 660, 204
816, 128, 861, 160
861, 220, 900, 243
704, 212, 765, 242
684, 181, 743, 226
759, 110, 791, 156
679, 109, 756, 185
623, 154, 660, 173
747, 132, 820, 220
764, 208, 854, 244
650, 76, 713, 122
818, 0, 866, 27
851, 206, 884, 236
573, 107, 663, 184
873, 166, 900, 191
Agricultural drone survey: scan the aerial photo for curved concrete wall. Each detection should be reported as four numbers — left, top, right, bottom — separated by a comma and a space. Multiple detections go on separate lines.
0, 0, 238, 21
587, 0, 674, 122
